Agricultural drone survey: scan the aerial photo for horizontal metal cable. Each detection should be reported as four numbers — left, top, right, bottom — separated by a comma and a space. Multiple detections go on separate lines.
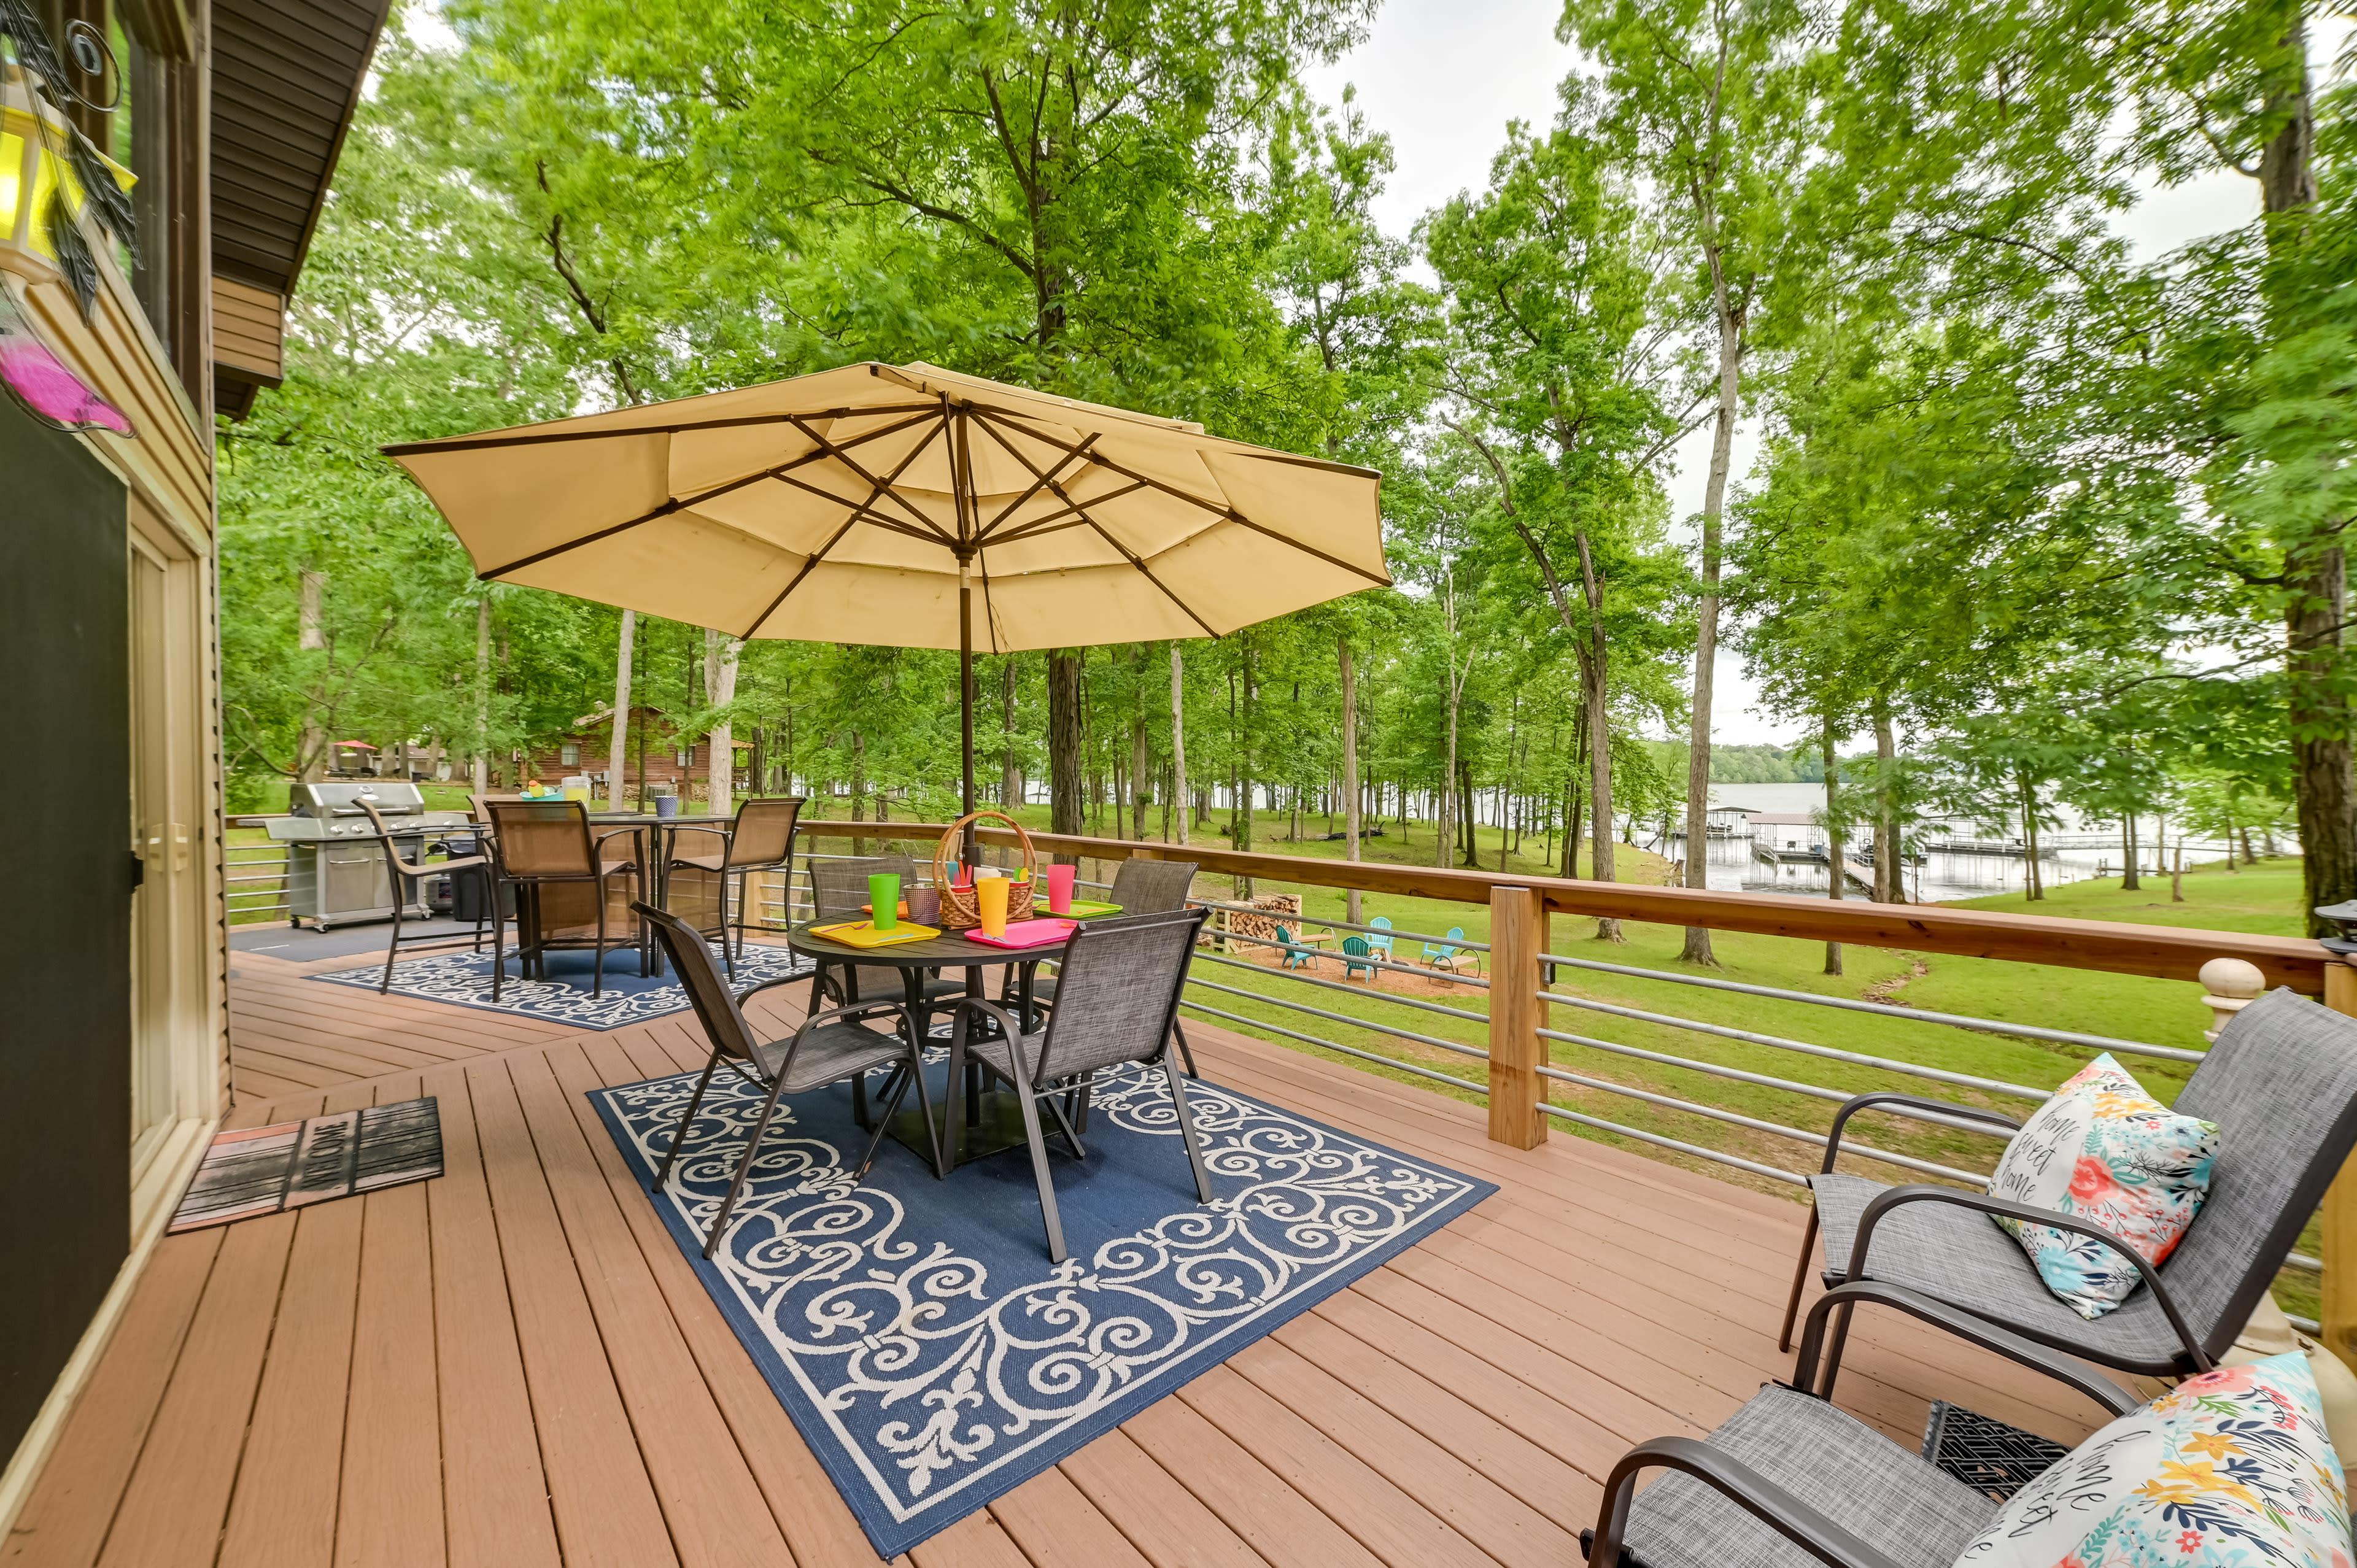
2291, 1312, 2324, 1334
2286, 1251, 2324, 1275
1533, 1064, 1993, 1185
1204, 927, 1490, 989
1177, 998, 1492, 1095
1193, 949, 1492, 1023
1535, 1025, 2023, 1138
1535, 990, 2053, 1102
1536, 951, 2202, 1064
1195, 897, 1493, 952
1536, 1102, 1806, 1186
1182, 976, 1489, 1059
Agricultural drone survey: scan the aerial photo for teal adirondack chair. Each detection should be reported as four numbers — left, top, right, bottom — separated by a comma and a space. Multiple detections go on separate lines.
1422, 926, 1479, 975
1340, 934, 1376, 983
1275, 924, 1315, 970
1366, 916, 1395, 959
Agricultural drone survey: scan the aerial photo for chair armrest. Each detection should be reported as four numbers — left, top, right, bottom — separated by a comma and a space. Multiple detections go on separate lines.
1794, 1279, 2143, 1416
948, 997, 1043, 1085
1846, 1184, 2210, 1373
1584, 1436, 1906, 1568
789, 1000, 916, 1036
734, 973, 813, 1005
1819, 1094, 2021, 1174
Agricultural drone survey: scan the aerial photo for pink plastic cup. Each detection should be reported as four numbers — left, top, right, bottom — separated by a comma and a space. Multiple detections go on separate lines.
1046, 863, 1076, 915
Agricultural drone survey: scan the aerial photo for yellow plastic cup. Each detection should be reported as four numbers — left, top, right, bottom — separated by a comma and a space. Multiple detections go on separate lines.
977, 875, 1010, 938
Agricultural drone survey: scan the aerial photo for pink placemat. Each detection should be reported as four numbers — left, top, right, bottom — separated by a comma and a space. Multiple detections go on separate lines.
961, 917, 1079, 950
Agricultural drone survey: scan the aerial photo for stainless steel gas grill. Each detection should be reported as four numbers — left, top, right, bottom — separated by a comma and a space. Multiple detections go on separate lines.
267, 782, 474, 929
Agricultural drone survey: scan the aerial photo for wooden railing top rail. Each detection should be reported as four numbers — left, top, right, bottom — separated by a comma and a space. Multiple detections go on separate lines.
792, 820, 2335, 994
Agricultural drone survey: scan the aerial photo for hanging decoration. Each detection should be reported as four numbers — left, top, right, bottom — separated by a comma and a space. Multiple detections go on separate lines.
0, 277, 132, 433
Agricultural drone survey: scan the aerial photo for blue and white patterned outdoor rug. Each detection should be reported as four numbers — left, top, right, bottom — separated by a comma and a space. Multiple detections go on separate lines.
589, 1057, 1497, 1558
310, 941, 813, 1030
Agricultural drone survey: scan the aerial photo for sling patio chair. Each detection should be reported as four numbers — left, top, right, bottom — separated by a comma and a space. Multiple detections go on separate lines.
1781, 986, 2357, 1399
1582, 1312, 2140, 1568
1012, 855, 1203, 1075
355, 799, 495, 994
808, 852, 969, 1024
939, 906, 1216, 1262
637, 903, 941, 1259
664, 795, 805, 977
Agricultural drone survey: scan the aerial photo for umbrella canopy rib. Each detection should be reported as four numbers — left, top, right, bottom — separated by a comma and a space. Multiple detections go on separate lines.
784, 410, 959, 544
471, 406, 946, 580
972, 414, 1221, 639
738, 510, 866, 640
969, 407, 1390, 587
382, 400, 940, 457
976, 432, 1102, 538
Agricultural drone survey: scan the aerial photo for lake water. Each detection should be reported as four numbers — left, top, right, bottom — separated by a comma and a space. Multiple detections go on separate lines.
1656, 832, 2237, 905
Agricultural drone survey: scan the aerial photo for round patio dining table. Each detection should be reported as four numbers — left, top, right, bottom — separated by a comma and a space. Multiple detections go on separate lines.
785, 919, 1077, 1175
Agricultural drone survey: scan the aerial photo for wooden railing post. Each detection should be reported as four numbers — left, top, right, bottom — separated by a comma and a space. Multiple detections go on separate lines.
1487, 885, 1549, 1149
2322, 960, 2357, 1372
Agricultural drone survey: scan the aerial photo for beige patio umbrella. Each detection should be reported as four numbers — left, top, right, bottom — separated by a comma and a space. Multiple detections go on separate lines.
385, 360, 1388, 815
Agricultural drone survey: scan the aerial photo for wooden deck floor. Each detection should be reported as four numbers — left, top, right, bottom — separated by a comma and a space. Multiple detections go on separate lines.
4, 938, 2121, 1568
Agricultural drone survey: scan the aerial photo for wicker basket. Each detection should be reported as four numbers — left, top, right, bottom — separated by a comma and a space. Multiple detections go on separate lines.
931, 809, 1039, 930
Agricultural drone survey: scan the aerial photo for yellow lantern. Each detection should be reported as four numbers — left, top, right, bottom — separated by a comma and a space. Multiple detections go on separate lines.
0, 74, 134, 277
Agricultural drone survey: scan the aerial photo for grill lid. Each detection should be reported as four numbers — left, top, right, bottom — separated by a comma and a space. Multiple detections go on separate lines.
290, 781, 428, 817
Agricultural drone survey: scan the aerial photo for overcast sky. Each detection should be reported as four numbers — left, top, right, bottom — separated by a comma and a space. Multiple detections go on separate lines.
1303, 0, 2316, 748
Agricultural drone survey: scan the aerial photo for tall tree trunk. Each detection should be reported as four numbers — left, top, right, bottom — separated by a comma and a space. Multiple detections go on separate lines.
2019, 772, 2044, 902
2288, 543, 2354, 930
600, 608, 631, 808
1000, 657, 1021, 811
1872, 703, 1898, 903
2122, 808, 2142, 892
1130, 707, 1149, 842
1581, 654, 1622, 941
476, 595, 498, 797
1680, 272, 1745, 967
1439, 677, 1459, 871
2256, 17, 2351, 930
1169, 645, 1189, 846
1822, 720, 1844, 976
703, 628, 740, 821
1460, 759, 1480, 868
1048, 650, 1083, 858
297, 568, 328, 784
1340, 637, 1362, 923
849, 731, 867, 855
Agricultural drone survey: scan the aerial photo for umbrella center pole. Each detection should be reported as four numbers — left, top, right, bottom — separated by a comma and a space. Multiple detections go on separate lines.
959, 555, 979, 871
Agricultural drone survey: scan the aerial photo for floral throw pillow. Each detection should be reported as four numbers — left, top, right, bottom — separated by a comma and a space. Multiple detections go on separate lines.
1953, 1353, 2350, 1568
1986, 1052, 2220, 1319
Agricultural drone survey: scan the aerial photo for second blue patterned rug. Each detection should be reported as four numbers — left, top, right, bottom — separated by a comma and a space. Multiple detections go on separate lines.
589, 1057, 1495, 1559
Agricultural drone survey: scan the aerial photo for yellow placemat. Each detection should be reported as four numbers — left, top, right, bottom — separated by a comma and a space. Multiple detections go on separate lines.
807, 921, 941, 949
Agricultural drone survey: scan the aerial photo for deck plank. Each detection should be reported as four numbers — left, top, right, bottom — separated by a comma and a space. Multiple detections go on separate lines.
501, 1047, 799, 1568
419, 1064, 562, 1568
92, 1213, 298, 1568
1056, 1431, 1275, 1568
335, 1076, 444, 1568
463, 1059, 679, 1568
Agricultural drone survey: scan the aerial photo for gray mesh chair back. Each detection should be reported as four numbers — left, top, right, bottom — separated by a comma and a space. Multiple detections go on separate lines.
637, 900, 938, 1257
1027, 909, 1207, 1083
1107, 857, 1196, 913
810, 853, 924, 1002
2153, 987, 2357, 1351
642, 902, 764, 1068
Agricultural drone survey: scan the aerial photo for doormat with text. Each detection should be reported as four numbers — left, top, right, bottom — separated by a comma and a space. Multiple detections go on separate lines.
168, 1097, 443, 1232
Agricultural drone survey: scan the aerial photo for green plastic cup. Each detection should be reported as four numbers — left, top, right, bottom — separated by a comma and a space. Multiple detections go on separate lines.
869, 873, 901, 932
